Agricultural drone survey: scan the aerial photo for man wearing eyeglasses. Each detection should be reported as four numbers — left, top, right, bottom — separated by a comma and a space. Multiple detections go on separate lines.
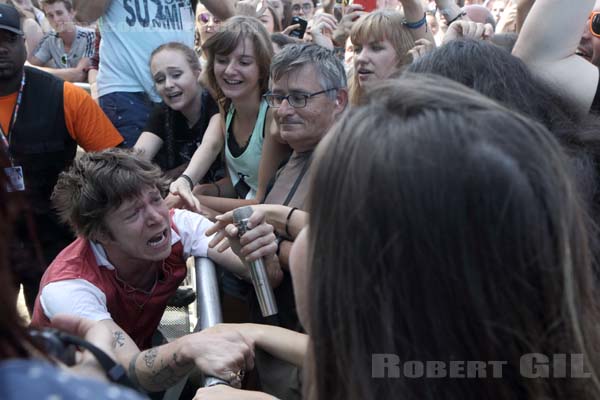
254, 43, 348, 400
290, 0, 315, 19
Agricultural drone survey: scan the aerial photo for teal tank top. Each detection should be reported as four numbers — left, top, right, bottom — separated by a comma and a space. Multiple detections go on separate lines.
224, 99, 268, 199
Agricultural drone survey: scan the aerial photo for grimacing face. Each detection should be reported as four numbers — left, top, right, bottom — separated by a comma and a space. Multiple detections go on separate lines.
100, 186, 172, 266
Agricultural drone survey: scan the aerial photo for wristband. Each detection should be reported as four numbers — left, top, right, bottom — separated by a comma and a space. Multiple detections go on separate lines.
447, 10, 466, 25
285, 207, 298, 239
404, 13, 427, 29
179, 174, 194, 191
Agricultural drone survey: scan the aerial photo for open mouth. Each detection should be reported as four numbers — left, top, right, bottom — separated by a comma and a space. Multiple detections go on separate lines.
223, 79, 243, 85
166, 92, 183, 100
357, 68, 373, 80
147, 229, 168, 248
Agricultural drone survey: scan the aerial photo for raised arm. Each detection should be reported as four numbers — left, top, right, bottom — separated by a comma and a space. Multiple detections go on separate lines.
512, 0, 598, 114
515, 0, 535, 32
434, 0, 465, 25
72, 0, 112, 24
200, 0, 236, 20
400, 0, 435, 45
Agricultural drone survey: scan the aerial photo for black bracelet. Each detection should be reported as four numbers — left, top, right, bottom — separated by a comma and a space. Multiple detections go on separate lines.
448, 10, 466, 25
285, 207, 298, 239
179, 174, 194, 191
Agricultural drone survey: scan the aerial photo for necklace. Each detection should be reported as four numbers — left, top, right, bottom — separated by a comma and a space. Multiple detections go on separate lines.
114, 265, 161, 309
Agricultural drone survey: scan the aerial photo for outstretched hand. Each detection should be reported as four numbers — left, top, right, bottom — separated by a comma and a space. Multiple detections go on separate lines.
206, 207, 275, 261
169, 177, 201, 212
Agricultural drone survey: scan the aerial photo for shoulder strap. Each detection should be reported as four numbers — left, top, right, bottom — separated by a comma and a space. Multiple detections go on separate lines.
282, 156, 311, 206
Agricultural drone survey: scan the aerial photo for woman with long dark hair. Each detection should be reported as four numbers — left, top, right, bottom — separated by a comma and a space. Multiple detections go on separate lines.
303, 75, 600, 400
195, 75, 600, 400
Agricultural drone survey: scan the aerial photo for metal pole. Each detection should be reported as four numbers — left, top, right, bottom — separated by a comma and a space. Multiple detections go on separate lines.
194, 257, 229, 387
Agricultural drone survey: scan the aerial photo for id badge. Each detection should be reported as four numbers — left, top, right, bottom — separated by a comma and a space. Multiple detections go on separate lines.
4, 166, 25, 192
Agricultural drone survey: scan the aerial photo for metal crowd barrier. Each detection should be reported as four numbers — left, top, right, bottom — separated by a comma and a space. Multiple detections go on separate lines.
161, 257, 226, 400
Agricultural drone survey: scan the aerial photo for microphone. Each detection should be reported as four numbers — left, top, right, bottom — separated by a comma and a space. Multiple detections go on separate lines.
233, 206, 278, 317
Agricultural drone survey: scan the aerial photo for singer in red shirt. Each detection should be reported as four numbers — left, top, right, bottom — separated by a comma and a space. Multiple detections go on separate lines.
30, 148, 280, 392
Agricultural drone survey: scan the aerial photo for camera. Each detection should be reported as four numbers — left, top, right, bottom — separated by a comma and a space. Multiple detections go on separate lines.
289, 16, 308, 39
29, 329, 77, 365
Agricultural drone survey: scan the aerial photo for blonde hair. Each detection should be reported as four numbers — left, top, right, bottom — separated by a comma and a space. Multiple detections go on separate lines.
349, 10, 415, 105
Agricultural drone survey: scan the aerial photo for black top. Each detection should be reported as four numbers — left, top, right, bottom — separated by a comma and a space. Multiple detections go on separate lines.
144, 89, 222, 181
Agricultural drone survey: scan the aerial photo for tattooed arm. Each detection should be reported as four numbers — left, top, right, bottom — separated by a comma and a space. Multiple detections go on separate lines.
98, 320, 255, 392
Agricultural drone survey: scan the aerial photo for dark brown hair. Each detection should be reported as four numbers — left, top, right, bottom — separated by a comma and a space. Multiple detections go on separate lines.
0, 148, 45, 360
52, 148, 169, 241
40, 0, 72, 12
306, 74, 600, 400
202, 16, 273, 114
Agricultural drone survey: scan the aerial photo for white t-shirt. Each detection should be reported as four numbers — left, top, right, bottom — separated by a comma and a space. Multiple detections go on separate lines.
40, 209, 213, 322
97, 0, 195, 101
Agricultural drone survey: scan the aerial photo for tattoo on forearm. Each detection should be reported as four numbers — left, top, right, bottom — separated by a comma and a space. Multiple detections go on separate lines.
143, 348, 158, 369
149, 353, 194, 387
138, 351, 195, 390
112, 331, 125, 348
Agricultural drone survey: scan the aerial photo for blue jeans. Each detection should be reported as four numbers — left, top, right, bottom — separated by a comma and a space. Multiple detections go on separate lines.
99, 91, 154, 148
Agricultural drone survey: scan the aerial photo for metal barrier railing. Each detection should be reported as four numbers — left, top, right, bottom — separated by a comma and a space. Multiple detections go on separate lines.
161, 257, 226, 400
194, 257, 223, 330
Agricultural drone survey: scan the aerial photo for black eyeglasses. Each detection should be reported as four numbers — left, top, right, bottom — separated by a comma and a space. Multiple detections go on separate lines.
263, 88, 339, 108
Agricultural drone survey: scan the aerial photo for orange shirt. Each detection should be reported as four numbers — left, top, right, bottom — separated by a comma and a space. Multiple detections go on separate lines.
0, 82, 122, 151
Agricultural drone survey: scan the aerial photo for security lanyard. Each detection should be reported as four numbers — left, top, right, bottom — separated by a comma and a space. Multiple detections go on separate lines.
0, 72, 26, 166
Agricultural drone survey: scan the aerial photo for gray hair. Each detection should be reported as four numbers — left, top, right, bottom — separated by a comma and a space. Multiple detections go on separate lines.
270, 43, 347, 100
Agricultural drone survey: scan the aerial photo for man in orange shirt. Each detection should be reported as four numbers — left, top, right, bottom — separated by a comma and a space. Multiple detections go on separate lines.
0, 3, 123, 313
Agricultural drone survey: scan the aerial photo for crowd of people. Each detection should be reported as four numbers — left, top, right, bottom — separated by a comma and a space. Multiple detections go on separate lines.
3, 0, 600, 399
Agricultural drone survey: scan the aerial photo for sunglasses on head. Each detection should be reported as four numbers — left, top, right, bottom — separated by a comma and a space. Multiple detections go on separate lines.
589, 11, 600, 38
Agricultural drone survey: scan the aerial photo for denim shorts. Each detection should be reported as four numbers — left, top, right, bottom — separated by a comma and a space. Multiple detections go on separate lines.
99, 91, 154, 148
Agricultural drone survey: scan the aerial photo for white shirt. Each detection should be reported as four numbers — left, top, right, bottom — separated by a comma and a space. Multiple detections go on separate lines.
40, 209, 214, 321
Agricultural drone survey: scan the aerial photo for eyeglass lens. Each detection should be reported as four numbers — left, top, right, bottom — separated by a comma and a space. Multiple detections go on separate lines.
593, 13, 600, 36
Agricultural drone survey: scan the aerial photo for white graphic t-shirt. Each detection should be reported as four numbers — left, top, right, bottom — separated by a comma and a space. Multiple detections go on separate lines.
97, 0, 194, 101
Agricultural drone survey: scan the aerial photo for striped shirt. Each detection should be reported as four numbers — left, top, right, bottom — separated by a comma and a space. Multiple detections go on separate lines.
32, 26, 96, 68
